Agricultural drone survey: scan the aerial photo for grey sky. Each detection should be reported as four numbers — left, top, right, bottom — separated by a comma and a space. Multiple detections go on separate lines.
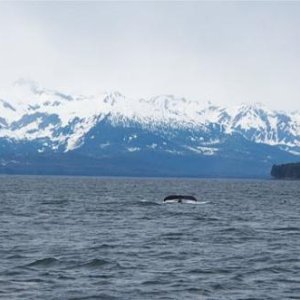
0, 1, 300, 110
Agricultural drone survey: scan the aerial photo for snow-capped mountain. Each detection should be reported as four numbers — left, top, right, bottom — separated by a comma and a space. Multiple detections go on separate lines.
0, 80, 299, 177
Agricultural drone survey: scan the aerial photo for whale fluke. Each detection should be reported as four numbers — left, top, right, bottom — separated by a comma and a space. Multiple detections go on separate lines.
163, 195, 197, 203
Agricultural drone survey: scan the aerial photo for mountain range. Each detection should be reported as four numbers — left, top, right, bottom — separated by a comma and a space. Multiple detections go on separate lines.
0, 80, 299, 177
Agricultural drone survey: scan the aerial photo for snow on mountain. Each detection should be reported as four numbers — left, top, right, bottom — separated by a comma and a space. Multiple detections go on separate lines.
222, 103, 300, 150
0, 80, 299, 156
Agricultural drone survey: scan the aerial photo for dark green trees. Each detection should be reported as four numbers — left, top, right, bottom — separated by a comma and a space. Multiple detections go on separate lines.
271, 162, 300, 179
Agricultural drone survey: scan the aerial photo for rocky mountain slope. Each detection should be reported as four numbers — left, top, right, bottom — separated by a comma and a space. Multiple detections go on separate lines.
0, 80, 299, 177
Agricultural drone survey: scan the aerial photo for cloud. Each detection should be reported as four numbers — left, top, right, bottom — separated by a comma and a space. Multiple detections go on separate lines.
0, 2, 300, 111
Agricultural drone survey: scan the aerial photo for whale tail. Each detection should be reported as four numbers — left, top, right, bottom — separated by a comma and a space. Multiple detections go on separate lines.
163, 195, 197, 202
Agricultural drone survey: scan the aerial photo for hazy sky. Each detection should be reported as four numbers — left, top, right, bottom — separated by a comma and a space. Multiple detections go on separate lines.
0, 1, 300, 110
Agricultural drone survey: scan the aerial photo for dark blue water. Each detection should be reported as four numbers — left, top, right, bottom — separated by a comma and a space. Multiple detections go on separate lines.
1, 176, 300, 299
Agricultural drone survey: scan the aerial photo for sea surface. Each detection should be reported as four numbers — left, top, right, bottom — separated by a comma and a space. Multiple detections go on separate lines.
0, 176, 300, 300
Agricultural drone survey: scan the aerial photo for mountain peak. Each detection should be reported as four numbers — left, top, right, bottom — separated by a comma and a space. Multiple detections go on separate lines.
239, 102, 266, 112
103, 91, 125, 106
0, 80, 299, 158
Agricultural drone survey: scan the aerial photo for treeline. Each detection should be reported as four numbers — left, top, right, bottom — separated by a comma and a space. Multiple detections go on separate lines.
271, 162, 300, 179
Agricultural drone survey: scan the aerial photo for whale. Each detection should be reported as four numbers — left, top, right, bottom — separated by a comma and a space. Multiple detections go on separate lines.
163, 195, 197, 203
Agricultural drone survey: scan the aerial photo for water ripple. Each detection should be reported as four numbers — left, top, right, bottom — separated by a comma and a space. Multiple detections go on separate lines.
0, 176, 299, 299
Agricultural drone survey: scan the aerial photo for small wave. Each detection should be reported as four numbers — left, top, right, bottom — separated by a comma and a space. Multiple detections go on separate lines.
188, 268, 214, 274
57, 274, 76, 280
192, 201, 208, 205
41, 200, 69, 205
26, 278, 45, 283
141, 280, 163, 285
221, 227, 237, 233
81, 258, 110, 268
26, 257, 59, 267
6, 254, 25, 260
160, 232, 184, 241
70, 294, 118, 300
90, 243, 117, 250
244, 266, 290, 275
194, 216, 220, 221
138, 200, 160, 206
274, 226, 300, 231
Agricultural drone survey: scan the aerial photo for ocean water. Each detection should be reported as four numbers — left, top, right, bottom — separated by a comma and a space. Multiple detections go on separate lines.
0, 176, 300, 300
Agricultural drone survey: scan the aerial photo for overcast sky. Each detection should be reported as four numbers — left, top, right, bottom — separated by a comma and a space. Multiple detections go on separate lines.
0, 1, 300, 110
